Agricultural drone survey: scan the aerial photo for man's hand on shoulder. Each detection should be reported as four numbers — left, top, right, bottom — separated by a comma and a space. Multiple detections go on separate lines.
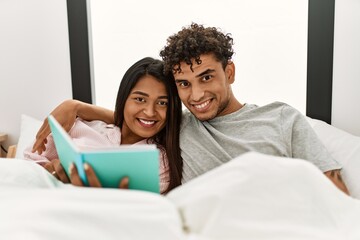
32, 99, 80, 154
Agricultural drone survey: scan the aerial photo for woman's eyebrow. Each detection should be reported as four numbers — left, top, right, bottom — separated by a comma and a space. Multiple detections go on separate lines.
131, 91, 148, 97
132, 91, 168, 99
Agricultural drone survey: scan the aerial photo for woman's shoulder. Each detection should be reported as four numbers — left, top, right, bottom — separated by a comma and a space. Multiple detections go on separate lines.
75, 118, 119, 132
70, 118, 121, 145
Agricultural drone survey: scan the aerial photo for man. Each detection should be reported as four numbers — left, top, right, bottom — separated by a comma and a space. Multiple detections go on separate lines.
33, 23, 348, 194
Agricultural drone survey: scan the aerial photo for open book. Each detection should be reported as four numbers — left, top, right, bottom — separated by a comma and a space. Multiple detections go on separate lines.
48, 115, 160, 193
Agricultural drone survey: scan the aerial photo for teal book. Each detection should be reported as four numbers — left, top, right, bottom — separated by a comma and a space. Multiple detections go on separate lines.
48, 115, 160, 193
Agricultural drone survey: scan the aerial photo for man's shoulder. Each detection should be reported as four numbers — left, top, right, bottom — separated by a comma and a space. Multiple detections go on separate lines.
179, 101, 299, 129
261, 101, 290, 109
256, 101, 302, 115
242, 101, 290, 115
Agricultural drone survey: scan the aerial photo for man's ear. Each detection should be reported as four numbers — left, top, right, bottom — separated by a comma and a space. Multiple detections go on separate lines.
225, 61, 235, 84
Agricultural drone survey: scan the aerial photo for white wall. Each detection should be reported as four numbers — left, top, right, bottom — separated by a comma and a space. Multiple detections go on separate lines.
0, 0, 72, 148
332, 0, 360, 136
89, 0, 308, 115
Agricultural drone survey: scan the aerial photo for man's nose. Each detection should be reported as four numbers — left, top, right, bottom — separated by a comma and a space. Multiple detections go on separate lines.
190, 85, 205, 101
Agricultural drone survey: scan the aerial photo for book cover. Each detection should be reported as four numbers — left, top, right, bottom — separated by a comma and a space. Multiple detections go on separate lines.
48, 115, 160, 193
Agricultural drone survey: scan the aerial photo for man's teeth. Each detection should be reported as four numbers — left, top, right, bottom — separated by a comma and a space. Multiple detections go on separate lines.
194, 100, 210, 109
139, 119, 155, 125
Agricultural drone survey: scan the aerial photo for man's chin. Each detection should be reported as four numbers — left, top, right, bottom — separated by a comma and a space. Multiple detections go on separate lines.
190, 111, 217, 122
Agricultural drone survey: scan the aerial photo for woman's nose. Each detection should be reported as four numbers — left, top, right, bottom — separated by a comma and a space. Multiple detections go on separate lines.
143, 104, 156, 117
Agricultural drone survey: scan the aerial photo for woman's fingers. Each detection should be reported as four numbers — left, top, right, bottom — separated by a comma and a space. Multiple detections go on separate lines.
118, 177, 129, 189
69, 163, 84, 186
46, 160, 129, 190
84, 163, 102, 188
52, 159, 70, 183
43, 160, 70, 184
67, 163, 102, 188
43, 161, 55, 173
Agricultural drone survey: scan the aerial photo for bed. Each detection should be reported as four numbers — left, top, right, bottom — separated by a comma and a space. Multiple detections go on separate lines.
1, 114, 360, 239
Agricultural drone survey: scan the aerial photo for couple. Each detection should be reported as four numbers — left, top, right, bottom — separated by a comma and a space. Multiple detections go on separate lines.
26, 23, 349, 195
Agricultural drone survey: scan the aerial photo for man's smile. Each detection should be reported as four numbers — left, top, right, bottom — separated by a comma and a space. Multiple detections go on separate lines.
192, 99, 212, 112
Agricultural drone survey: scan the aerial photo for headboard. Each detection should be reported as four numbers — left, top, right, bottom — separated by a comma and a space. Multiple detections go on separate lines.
65, 0, 335, 124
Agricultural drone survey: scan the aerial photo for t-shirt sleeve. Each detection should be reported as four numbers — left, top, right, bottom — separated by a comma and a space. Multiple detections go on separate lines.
281, 104, 341, 172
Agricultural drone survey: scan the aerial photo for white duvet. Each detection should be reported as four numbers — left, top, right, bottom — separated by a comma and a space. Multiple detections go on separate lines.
1, 152, 360, 240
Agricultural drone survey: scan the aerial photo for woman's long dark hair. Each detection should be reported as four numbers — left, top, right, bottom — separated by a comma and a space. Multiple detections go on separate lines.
114, 57, 182, 193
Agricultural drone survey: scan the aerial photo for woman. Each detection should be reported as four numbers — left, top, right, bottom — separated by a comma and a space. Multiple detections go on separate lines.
25, 57, 182, 194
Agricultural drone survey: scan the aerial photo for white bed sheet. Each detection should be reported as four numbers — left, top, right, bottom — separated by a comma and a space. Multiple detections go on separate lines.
0, 158, 184, 240
167, 152, 360, 240
1, 152, 360, 240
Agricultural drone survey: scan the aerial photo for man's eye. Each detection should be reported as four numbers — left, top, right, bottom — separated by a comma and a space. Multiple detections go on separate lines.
203, 75, 212, 81
179, 81, 189, 87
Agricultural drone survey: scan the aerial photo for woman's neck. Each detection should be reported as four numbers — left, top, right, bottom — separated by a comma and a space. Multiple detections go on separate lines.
120, 126, 145, 145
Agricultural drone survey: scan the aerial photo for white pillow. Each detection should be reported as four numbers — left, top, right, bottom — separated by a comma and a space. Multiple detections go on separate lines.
307, 117, 360, 199
15, 114, 43, 159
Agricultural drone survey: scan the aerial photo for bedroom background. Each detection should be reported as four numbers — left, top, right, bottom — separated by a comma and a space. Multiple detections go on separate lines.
0, 0, 359, 156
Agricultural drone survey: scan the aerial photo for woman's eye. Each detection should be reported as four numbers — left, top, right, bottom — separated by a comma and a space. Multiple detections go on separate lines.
158, 101, 168, 106
134, 97, 145, 102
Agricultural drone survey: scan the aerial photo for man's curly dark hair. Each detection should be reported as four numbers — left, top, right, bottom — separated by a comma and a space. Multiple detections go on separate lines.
159, 23, 234, 75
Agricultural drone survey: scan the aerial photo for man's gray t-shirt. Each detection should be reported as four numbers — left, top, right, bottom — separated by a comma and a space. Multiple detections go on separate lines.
180, 102, 341, 183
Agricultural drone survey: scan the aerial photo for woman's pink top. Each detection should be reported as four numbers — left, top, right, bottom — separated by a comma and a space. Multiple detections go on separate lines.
24, 118, 170, 194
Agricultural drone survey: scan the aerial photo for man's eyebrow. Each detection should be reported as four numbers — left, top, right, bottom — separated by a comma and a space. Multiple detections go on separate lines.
174, 69, 216, 82
195, 69, 215, 78
132, 91, 168, 99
